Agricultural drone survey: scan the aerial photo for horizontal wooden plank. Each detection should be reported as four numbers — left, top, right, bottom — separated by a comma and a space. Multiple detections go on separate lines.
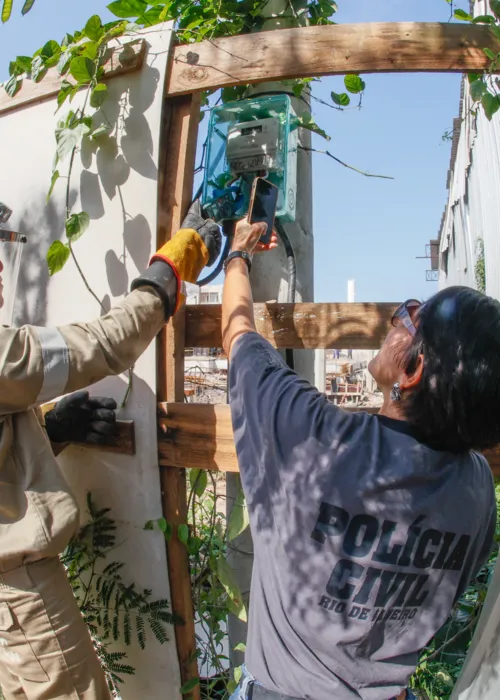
167, 22, 500, 96
158, 402, 238, 472
0, 39, 146, 117
158, 402, 500, 478
41, 403, 136, 456
186, 302, 398, 350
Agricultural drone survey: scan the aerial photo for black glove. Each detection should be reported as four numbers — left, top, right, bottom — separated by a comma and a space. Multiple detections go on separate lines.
45, 390, 117, 445
182, 200, 222, 266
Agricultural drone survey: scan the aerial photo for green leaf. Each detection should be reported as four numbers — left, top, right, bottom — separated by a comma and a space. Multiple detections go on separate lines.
47, 240, 70, 275
21, 0, 36, 15
90, 83, 108, 108
57, 50, 72, 76
178, 524, 189, 545
472, 15, 496, 25
344, 74, 365, 94
85, 15, 104, 42
31, 55, 46, 82
189, 469, 208, 498
227, 486, 249, 541
491, 25, 500, 43
482, 91, 500, 120
187, 536, 202, 555
155, 517, 173, 540
454, 9, 472, 21
46, 170, 60, 202
81, 41, 99, 61
61, 33, 74, 48
483, 47, 498, 62
65, 212, 90, 242
5, 75, 21, 97
468, 72, 482, 84
233, 642, 246, 652
55, 123, 90, 161
156, 517, 168, 532
15, 56, 32, 74
1, 0, 13, 23
298, 113, 331, 141
234, 666, 243, 684
107, 0, 148, 19
331, 91, 350, 107
144, 520, 154, 530
216, 556, 247, 621
41, 40, 61, 67
142, 6, 166, 24
470, 79, 485, 102
69, 56, 96, 84
491, 0, 500, 20
180, 677, 200, 695
159, 4, 171, 21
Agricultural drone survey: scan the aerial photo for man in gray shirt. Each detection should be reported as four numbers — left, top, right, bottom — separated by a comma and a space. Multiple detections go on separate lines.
222, 219, 497, 700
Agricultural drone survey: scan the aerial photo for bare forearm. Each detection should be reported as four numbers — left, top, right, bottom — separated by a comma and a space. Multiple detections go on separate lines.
222, 259, 256, 357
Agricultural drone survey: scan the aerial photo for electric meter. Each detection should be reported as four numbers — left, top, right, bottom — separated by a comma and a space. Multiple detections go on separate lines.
202, 94, 298, 223
226, 117, 281, 174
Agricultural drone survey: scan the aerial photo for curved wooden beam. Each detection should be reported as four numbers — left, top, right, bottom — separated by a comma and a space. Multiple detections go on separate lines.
166, 22, 500, 96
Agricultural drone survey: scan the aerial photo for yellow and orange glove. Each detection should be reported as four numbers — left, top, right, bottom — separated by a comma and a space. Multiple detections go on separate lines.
131, 202, 221, 320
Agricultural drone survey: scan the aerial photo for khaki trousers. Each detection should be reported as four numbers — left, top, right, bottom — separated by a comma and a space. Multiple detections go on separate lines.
0, 558, 111, 700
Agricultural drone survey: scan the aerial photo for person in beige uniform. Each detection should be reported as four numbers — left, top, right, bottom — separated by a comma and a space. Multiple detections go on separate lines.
0, 204, 220, 700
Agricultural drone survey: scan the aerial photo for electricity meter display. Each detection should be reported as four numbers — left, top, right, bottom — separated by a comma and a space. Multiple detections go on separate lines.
226, 118, 281, 174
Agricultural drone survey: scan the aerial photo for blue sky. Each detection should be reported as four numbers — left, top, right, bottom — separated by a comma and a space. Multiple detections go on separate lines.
0, 0, 461, 303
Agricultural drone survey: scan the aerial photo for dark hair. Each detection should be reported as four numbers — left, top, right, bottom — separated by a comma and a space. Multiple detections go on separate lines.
402, 286, 500, 453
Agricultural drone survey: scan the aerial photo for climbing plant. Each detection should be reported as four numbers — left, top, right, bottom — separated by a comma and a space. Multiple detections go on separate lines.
62, 493, 177, 694
475, 238, 486, 293
451, 0, 500, 120
146, 470, 250, 698
410, 483, 500, 700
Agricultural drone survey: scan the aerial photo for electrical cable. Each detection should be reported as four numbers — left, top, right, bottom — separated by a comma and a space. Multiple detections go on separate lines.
197, 234, 231, 287
275, 219, 296, 371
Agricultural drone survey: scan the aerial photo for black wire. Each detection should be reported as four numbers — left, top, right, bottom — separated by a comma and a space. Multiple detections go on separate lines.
190, 183, 203, 208
275, 219, 296, 371
197, 234, 231, 287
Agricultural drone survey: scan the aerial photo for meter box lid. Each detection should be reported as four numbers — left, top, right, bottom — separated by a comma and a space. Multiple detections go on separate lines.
202, 94, 296, 222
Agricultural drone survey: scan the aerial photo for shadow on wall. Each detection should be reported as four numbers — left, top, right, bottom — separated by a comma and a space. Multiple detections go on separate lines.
79, 63, 159, 304
13, 196, 67, 327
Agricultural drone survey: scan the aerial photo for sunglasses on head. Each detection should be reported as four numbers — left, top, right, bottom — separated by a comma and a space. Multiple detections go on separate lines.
391, 299, 422, 337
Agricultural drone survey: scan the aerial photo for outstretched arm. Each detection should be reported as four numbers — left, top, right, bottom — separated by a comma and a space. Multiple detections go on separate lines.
0, 203, 221, 416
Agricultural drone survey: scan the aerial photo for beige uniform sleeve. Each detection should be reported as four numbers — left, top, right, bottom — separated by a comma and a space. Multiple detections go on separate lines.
0, 287, 164, 416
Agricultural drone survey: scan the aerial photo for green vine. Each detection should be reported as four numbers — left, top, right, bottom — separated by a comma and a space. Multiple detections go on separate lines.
475, 238, 486, 293
61, 493, 177, 694
452, 1, 500, 120
146, 470, 250, 698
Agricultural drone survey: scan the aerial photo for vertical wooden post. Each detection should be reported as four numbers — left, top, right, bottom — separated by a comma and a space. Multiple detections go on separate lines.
157, 92, 201, 699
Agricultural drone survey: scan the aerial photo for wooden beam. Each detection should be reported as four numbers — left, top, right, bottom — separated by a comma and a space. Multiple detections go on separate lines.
158, 402, 500, 478
159, 402, 238, 473
166, 22, 500, 96
156, 94, 201, 700
40, 403, 135, 456
0, 39, 146, 116
186, 302, 398, 350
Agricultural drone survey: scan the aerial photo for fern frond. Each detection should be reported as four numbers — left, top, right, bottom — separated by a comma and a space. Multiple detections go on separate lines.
136, 614, 146, 650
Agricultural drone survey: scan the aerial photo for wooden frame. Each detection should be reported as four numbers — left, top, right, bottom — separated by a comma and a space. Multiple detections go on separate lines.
155, 22, 500, 697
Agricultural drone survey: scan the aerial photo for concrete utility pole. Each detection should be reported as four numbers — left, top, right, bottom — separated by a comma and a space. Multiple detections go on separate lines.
227, 0, 316, 667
